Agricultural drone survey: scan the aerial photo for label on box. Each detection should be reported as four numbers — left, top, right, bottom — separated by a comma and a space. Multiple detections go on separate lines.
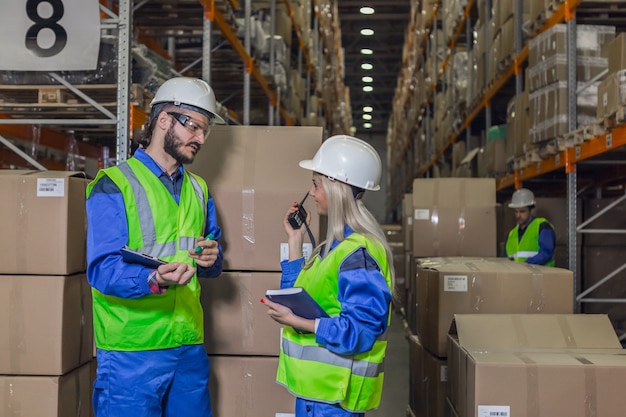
407, 216, 413, 226
444, 275, 468, 292
414, 209, 429, 220
280, 243, 313, 262
37, 178, 65, 197
440, 365, 448, 382
478, 405, 510, 417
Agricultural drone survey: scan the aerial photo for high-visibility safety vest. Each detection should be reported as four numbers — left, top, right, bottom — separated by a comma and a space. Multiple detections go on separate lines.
86, 158, 208, 351
506, 217, 555, 267
276, 233, 392, 412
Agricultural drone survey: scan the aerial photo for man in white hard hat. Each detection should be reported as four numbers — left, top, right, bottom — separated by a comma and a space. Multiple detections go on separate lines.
86, 77, 226, 417
505, 188, 556, 266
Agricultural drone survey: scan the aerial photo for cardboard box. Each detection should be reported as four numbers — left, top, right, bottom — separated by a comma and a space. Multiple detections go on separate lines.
607, 32, 626, 74
411, 178, 497, 258
201, 272, 283, 356
209, 355, 295, 417
409, 335, 448, 417
447, 314, 624, 417
188, 126, 322, 272
0, 361, 92, 417
0, 170, 88, 275
416, 257, 574, 357
0, 274, 93, 375
402, 193, 413, 252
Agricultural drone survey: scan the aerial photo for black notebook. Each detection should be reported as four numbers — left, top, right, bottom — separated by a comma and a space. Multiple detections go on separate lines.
265, 287, 329, 320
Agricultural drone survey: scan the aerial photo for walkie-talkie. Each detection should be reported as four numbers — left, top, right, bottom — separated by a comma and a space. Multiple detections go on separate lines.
287, 192, 309, 229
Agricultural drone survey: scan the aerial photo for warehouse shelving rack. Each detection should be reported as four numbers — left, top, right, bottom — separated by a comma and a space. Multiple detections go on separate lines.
0, 0, 335, 171
389, 0, 626, 338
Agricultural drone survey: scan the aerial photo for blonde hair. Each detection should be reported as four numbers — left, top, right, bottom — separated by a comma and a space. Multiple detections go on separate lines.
305, 175, 395, 292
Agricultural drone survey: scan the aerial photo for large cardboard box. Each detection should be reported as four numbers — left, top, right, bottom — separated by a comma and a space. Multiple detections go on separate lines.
416, 257, 574, 357
188, 126, 322, 272
0, 274, 93, 375
447, 314, 624, 417
607, 32, 626, 74
0, 361, 92, 417
201, 272, 282, 356
0, 170, 88, 275
411, 178, 496, 258
209, 355, 295, 417
409, 335, 448, 417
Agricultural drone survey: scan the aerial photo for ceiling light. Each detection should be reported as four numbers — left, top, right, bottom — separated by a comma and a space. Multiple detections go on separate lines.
364, 123, 373, 129
363, 106, 373, 112
360, 48, 373, 55
362, 76, 373, 83
361, 63, 373, 70
360, 28, 374, 36
360, 7, 375, 15
362, 114, 372, 120
362, 85, 374, 92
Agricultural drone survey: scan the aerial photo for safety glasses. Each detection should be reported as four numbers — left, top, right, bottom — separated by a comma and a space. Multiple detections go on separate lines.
167, 112, 211, 139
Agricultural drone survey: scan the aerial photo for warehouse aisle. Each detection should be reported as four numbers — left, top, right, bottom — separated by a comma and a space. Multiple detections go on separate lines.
369, 310, 410, 417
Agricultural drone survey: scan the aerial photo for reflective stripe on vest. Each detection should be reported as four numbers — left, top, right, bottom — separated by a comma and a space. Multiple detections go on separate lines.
276, 233, 392, 412
88, 159, 208, 351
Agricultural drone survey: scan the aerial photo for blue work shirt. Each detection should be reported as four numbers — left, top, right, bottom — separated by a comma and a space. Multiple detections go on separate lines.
280, 226, 392, 356
86, 148, 223, 299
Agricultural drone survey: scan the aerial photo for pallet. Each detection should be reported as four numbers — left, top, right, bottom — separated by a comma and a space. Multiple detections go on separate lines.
602, 105, 626, 130
0, 83, 148, 107
535, 138, 559, 160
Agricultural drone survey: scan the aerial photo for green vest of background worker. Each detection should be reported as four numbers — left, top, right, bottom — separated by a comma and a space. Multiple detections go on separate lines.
505, 188, 556, 266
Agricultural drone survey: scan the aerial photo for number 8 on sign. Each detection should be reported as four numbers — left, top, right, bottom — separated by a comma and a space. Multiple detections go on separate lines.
0, 0, 100, 71
25, 0, 68, 58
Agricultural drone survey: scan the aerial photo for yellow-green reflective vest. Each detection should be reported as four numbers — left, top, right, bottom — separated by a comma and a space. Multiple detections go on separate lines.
86, 158, 208, 351
276, 233, 392, 412
506, 217, 555, 267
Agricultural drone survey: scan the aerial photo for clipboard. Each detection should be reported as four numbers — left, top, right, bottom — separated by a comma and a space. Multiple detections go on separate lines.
120, 246, 167, 269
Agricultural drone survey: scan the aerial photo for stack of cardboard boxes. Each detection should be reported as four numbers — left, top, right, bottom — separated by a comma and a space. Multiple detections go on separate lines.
189, 126, 323, 417
403, 178, 576, 417
0, 171, 93, 417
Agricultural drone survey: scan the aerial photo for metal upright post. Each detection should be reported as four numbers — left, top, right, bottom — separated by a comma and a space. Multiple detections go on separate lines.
514, 0, 523, 94
116, 0, 132, 164
202, 11, 212, 84
484, 0, 492, 131
243, 0, 252, 125
567, 16, 578, 311
269, 0, 276, 125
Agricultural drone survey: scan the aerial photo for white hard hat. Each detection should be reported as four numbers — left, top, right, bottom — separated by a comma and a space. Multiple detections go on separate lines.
299, 135, 382, 191
151, 77, 226, 124
508, 188, 535, 208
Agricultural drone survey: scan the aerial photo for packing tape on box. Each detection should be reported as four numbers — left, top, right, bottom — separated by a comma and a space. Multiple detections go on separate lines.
514, 353, 541, 416
524, 264, 547, 312
573, 354, 598, 417
242, 139, 257, 259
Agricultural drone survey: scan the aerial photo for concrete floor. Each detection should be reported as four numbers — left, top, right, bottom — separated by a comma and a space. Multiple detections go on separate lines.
368, 310, 410, 417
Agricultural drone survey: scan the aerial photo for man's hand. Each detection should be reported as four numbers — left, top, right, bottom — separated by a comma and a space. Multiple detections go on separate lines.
189, 237, 219, 268
155, 262, 196, 286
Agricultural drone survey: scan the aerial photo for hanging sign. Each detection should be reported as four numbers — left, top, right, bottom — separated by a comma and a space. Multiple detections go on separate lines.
0, 0, 101, 70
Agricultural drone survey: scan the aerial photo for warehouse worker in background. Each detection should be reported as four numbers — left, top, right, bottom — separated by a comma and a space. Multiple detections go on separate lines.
262, 135, 394, 416
505, 188, 556, 266
86, 77, 226, 417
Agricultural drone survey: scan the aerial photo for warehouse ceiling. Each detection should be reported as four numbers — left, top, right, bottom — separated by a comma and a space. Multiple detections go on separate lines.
336, 1, 411, 135
132, 0, 411, 135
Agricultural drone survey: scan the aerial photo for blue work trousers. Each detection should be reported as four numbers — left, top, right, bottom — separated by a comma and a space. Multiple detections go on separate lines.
93, 344, 212, 417
296, 398, 365, 417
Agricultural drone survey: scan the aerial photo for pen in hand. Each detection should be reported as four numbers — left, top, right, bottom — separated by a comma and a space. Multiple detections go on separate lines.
195, 233, 215, 254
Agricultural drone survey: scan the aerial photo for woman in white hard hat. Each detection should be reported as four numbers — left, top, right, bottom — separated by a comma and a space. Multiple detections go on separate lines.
262, 135, 395, 416
87, 77, 225, 417
505, 188, 556, 266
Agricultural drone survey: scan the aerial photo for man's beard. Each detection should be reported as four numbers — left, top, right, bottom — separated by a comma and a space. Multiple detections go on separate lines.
163, 125, 201, 165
